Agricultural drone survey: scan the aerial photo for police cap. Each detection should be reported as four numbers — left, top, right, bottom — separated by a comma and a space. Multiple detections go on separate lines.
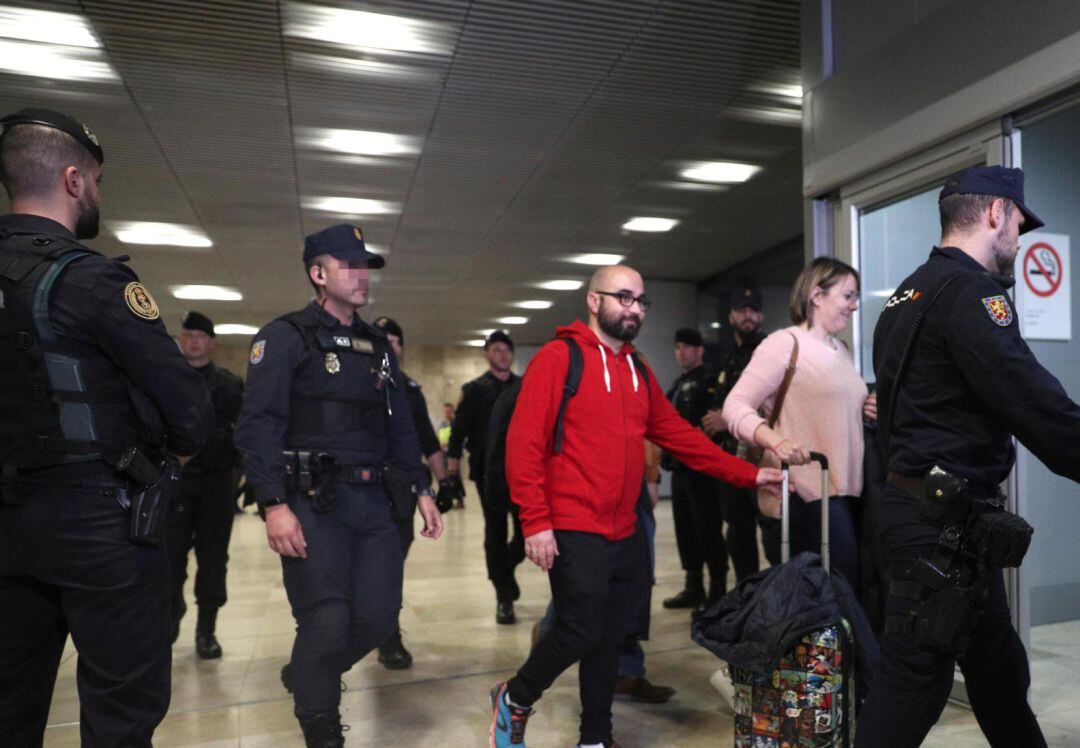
730, 286, 763, 311
181, 310, 215, 337
485, 330, 514, 351
303, 224, 385, 268
374, 316, 403, 344
939, 166, 1044, 235
674, 327, 704, 347
0, 107, 104, 164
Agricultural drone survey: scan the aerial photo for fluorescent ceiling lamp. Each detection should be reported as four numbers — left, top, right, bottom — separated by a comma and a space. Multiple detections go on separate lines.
171, 285, 242, 301
867, 289, 895, 298
0, 39, 117, 82
365, 244, 386, 255
538, 280, 584, 291
290, 51, 433, 81
496, 316, 527, 325
214, 324, 260, 336
299, 127, 420, 157
303, 197, 400, 216
749, 82, 803, 101
0, 7, 101, 47
285, 3, 454, 55
111, 222, 212, 248
622, 217, 678, 233
514, 300, 552, 309
567, 253, 625, 266
680, 161, 761, 184
476, 328, 496, 336
710, 321, 721, 329
466, 339, 486, 347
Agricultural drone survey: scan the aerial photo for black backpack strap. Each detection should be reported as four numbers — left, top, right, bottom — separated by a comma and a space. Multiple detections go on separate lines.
630, 351, 651, 393
552, 337, 584, 454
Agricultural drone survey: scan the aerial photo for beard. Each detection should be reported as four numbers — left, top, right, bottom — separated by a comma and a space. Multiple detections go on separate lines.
598, 303, 641, 341
990, 224, 1018, 277
74, 194, 100, 240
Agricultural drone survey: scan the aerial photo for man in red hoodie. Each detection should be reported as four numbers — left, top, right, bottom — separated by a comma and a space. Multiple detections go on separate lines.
488, 265, 782, 748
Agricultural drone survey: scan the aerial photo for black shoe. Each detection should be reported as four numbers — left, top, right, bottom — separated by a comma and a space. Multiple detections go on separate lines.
496, 599, 516, 625
196, 632, 222, 659
299, 711, 347, 748
662, 587, 705, 609
377, 628, 413, 670
508, 576, 521, 602
281, 663, 293, 693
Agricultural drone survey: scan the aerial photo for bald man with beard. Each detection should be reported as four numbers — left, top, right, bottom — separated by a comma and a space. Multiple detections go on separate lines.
487, 265, 782, 748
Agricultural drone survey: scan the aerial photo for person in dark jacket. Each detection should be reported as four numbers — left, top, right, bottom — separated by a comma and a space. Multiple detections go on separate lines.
166, 310, 244, 659
0, 108, 212, 747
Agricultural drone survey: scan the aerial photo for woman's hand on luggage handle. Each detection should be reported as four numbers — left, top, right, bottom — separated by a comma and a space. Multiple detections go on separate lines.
525, 529, 559, 572
769, 438, 811, 465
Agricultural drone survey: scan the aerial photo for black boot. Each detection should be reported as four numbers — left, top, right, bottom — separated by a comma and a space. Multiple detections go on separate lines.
195, 606, 222, 659
662, 571, 705, 609
496, 599, 516, 625
299, 711, 346, 748
696, 575, 727, 613
377, 627, 413, 670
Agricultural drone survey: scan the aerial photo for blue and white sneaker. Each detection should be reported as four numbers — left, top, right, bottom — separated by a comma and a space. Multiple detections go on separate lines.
489, 681, 533, 747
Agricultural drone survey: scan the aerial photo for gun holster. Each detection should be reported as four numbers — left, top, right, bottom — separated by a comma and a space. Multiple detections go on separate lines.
115, 450, 181, 547
283, 450, 338, 512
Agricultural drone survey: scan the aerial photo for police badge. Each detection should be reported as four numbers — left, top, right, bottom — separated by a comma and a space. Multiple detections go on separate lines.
324, 351, 341, 374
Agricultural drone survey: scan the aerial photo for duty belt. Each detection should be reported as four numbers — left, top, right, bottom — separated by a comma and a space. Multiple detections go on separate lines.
886, 471, 999, 501
333, 464, 383, 485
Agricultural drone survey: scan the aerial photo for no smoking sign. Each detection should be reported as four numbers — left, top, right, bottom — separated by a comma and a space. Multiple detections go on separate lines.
1016, 233, 1071, 340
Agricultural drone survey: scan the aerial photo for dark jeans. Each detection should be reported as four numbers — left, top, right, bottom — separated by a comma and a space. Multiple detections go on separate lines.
477, 480, 525, 600
671, 469, 727, 588
0, 482, 171, 747
509, 529, 648, 745
716, 482, 763, 581
855, 484, 1044, 748
165, 468, 236, 621
788, 493, 860, 588
282, 483, 402, 719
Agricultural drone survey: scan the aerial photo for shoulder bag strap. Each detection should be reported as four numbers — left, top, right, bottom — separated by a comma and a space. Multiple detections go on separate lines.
767, 332, 799, 428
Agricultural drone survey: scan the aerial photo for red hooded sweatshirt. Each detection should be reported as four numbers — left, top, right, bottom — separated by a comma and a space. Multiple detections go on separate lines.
507, 320, 759, 541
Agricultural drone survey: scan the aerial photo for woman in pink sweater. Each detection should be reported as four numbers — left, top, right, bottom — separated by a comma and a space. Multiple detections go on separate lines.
722, 258, 868, 585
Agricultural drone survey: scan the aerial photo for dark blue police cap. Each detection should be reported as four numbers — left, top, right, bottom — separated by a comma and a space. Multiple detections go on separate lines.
730, 286, 763, 311
181, 310, 215, 337
303, 224, 385, 268
0, 107, 104, 164
939, 166, 1044, 234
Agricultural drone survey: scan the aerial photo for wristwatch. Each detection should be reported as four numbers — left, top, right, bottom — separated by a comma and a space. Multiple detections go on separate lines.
418, 487, 435, 499
259, 495, 287, 508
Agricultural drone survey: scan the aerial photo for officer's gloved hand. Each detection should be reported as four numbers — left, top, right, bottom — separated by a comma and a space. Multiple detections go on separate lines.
436, 478, 456, 513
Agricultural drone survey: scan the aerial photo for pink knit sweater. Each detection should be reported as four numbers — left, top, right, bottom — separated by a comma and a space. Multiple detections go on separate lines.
722, 326, 868, 502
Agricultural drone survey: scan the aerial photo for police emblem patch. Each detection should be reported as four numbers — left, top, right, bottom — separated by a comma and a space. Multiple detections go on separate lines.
250, 340, 266, 365
981, 295, 1013, 326
325, 351, 341, 374
124, 282, 159, 320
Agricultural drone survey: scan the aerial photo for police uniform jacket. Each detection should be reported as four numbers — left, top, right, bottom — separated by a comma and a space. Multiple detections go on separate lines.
0, 214, 212, 481
665, 363, 717, 471
184, 362, 243, 474
711, 331, 765, 452
873, 245, 1080, 490
448, 370, 519, 480
234, 301, 423, 505
403, 372, 439, 489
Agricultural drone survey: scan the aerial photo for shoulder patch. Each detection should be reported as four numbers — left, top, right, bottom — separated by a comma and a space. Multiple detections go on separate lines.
250, 339, 266, 365
981, 295, 1013, 327
124, 282, 159, 320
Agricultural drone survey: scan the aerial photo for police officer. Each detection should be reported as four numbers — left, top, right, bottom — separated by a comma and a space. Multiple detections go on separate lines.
447, 330, 522, 624
0, 108, 212, 746
861, 166, 1080, 747
166, 310, 244, 658
234, 224, 443, 747
662, 327, 728, 609
372, 316, 456, 669
702, 287, 781, 573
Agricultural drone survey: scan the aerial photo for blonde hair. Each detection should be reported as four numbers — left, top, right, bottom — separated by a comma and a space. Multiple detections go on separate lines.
789, 257, 859, 325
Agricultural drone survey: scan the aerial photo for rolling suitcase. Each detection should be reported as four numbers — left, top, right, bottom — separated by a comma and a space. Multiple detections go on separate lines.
730, 452, 856, 748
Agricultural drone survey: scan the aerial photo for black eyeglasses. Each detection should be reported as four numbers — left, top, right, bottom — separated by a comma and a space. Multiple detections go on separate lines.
595, 290, 652, 311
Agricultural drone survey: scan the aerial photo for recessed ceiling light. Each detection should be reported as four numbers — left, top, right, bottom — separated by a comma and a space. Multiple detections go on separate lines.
284, 3, 454, 55
749, 82, 803, 101
514, 300, 553, 309
567, 253, 625, 266
680, 161, 761, 184
303, 197, 400, 216
710, 321, 721, 329
623, 217, 678, 233
496, 316, 527, 325
111, 222, 212, 248
0, 40, 117, 82
299, 127, 420, 157
0, 7, 101, 47
476, 329, 496, 336
171, 285, 243, 301
290, 51, 434, 81
214, 324, 260, 336
465, 339, 486, 347
538, 280, 584, 291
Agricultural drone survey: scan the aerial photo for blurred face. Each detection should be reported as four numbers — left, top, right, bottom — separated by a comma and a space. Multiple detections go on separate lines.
729, 305, 763, 336
485, 342, 513, 373
178, 328, 213, 363
74, 162, 102, 240
809, 273, 859, 336
385, 333, 403, 360
990, 199, 1025, 275
674, 342, 704, 372
443, 404, 454, 421
312, 255, 370, 308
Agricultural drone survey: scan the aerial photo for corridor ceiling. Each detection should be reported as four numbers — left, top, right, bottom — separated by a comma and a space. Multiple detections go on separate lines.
0, 0, 802, 345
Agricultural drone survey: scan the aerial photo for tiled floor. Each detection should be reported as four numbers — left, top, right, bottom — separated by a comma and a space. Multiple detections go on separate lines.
43, 492, 1080, 746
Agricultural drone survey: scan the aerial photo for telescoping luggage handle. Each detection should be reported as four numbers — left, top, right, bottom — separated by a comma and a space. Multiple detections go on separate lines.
780, 452, 830, 572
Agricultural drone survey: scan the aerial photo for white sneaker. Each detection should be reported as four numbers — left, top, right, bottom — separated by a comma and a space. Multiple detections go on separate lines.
710, 665, 736, 713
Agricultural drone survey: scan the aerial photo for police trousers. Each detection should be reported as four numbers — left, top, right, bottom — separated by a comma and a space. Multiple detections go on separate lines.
671, 469, 727, 587
476, 477, 525, 600
282, 482, 402, 720
0, 481, 171, 747
854, 483, 1045, 748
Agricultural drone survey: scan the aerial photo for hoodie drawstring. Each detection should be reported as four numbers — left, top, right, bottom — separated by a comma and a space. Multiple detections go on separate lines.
598, 345, 612, 393
628, 355, 639, 392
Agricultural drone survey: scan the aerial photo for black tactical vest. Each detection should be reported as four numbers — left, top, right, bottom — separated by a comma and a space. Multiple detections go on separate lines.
0, 229, 137, 474
280, 310, 391, 457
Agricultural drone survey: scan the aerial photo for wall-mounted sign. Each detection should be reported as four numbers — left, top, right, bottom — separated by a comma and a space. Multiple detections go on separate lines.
1015, 233, 1071, 341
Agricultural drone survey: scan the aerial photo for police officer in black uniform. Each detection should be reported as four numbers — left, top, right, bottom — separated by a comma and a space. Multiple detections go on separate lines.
166, 310, 244, 659
0, 108, 212, 746
447, 330, 523, 624
372, 316, 456, 670
860, 166, 1080, 747
662, 327, 728, 609
234, 224, 443, 747
702, 287, 781, 573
